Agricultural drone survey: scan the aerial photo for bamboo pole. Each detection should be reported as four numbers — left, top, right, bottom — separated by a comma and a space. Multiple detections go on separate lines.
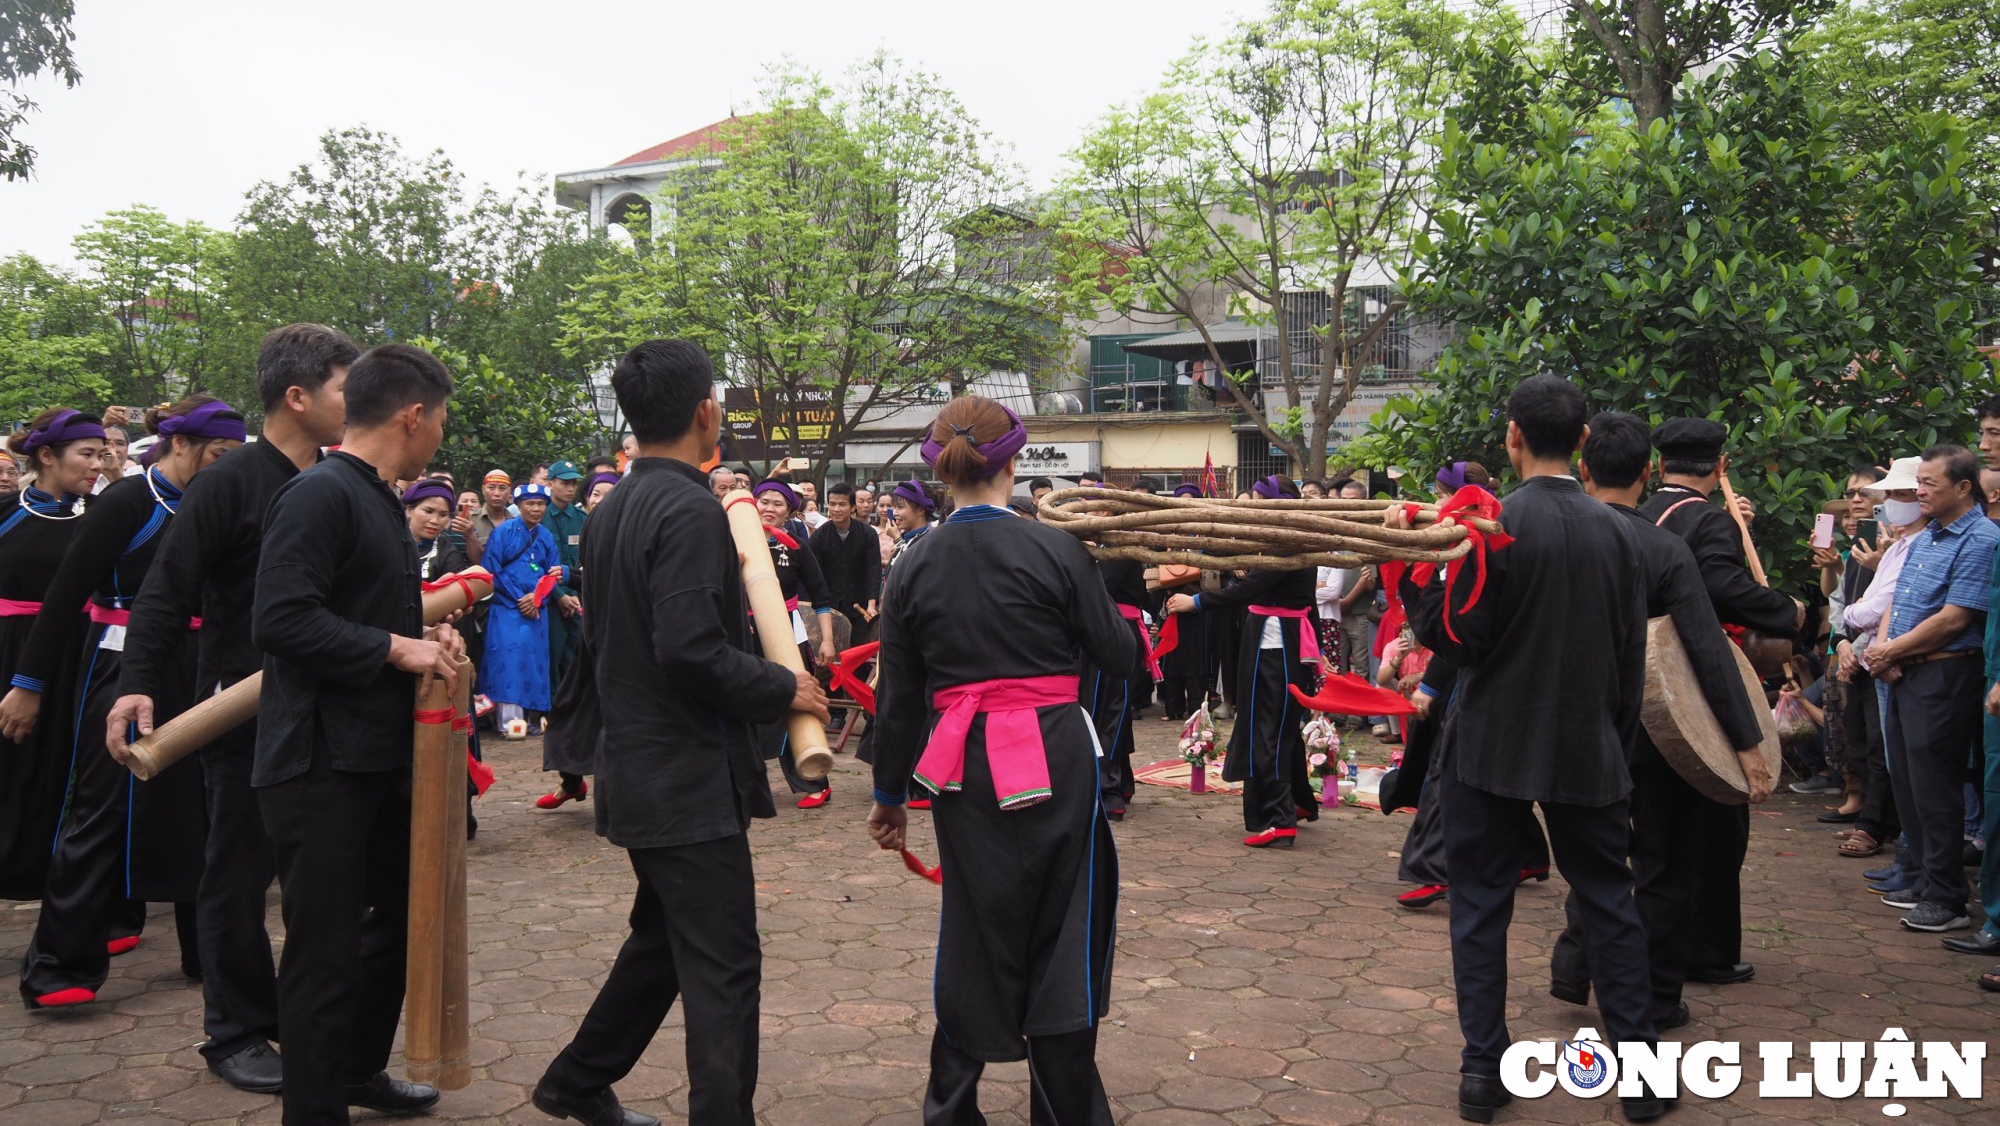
438, 655, 473, 1090
402, 670, 454, 1085
720, 489, 831, 781
125, 569, 495, 780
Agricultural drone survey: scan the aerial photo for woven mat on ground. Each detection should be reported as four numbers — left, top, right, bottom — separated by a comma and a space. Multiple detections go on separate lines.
1134, 759, 1240, 794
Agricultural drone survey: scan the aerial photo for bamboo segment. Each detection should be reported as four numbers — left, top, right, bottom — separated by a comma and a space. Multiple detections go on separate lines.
403, 671, 454, 1085
125, 568, 496, 780
439, 655, 473, 1090
720, 489, 832, 781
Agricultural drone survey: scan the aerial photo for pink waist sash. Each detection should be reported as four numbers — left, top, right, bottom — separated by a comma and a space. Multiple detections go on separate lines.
914, 675, 1081, 810
1249, 604, 1321, 664
88, 604, 130, 627
1117, 603, 1162, 680
0, 599, 42, 618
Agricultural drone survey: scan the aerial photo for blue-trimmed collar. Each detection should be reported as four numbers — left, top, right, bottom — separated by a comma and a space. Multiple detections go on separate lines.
1927, 506, 1987, 542
946, 503, 1014, 523
146, 466, 183, 500
20, 486, 73, 514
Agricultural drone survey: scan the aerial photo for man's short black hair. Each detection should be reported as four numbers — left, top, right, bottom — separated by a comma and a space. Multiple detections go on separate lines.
256, 323, 360, 411
1078, 472, 1102, 485
1922, 443, 1985, 506
1580, 412, 1653, 490
827, 481, 855, 500
1979, 396, 2000, 423
1507, 375, 1587, 460
613, 339, 715, 444
1660, 457, 1720, 477
343, 343, 453, 429
1850, 464, 1886, 484
1028, 477, 1053, 492
584, 454, 616, 475
1132, 476, 1162, 493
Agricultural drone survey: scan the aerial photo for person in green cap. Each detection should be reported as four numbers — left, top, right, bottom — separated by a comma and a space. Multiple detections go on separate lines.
544, 460, 588, 702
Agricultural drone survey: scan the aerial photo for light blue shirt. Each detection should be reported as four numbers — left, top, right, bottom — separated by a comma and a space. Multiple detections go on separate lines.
1888, 507, 2000, 653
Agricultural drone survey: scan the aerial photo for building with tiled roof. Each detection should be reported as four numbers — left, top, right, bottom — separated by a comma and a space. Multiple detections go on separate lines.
553, 116, 740, 232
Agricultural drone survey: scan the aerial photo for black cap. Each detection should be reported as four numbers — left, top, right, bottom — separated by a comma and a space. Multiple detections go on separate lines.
1651, 418, 1726, 461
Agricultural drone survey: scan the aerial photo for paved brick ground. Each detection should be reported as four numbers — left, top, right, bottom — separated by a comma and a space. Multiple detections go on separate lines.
3, 717, 1994, 1125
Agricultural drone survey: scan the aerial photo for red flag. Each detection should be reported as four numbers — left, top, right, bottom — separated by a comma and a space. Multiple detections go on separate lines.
1201, 449, 1219, 498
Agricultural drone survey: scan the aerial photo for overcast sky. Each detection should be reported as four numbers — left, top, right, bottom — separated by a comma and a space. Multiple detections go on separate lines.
0, 0, 1261, 266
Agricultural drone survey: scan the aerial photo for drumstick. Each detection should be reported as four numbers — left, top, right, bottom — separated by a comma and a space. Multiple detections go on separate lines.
1716, 471, 1798, 689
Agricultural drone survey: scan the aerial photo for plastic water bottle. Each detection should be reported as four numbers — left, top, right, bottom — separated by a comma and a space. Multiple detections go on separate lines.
1344, 745, 1358, 784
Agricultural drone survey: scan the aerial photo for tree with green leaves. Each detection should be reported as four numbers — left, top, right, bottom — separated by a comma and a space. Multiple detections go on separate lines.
71, 205, 236, 405
1, 0, 81, 181
1356, 51, 1997, 591
1053, 0, 1513, 478
561, 54, 1059, 474
228, 126, 608, 453
417, 341, 599, 485
0, 252, 110, 418
1557, 0, 1827, 129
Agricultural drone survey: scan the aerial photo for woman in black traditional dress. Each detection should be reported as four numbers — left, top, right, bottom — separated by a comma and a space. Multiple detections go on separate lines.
407, 478, 493, 838
1165, 474, 1319, 848
1082, 554, 1149, 821
868, 396, 1135, 1126
0, 411, 108, 914
6, 401, 242, 1008
750, 479, 839, 808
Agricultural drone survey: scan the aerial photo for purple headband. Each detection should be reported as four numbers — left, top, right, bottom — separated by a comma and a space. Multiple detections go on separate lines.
919, 403, 1028, 478
1172, 483, 1203, 497
891, 479, 936, 512
156, 400, 247, 444
752, 479, 801, 511
401, 479, 457, 508
1251, 474, 1290, 500
587, 472, 621, 493
1435, 462, 1470, 493
21, 410, 107, 454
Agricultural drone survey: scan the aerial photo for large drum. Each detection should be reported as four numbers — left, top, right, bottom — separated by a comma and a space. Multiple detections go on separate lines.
1641, 616, 1781, 804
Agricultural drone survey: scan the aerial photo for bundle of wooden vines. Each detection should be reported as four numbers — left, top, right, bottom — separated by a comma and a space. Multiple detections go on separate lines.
1035, 488, 1503, 571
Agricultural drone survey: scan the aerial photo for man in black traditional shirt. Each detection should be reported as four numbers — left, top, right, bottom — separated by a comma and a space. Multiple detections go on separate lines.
1551, 413, 1772, 1029
533, 340, 825, 1126
810, 481, 882, 640
251, 343, 464, 1126
1642, 418, 1802, 987
109, 323, 357, 1093
1388, 377, 1667, 1123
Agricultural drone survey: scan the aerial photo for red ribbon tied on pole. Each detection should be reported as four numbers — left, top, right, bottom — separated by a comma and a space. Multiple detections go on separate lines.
1429, 485, 1512, 643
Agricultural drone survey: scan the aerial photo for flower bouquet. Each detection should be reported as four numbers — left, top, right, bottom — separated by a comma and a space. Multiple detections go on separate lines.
1179, 704, 1217, 793
1303, 714, 1346, 806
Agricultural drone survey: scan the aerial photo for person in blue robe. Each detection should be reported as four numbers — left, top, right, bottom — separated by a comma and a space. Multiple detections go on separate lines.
481, 482, 560, 736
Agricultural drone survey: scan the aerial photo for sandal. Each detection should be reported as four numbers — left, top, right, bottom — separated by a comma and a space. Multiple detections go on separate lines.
1838, 831, 1882, 858
1980, 967, 2000, 993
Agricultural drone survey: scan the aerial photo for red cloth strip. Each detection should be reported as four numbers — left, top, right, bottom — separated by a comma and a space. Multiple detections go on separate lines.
767, 526, 799, 551
829, 641, 880, 714
532, 566, 565, 607
420, 571, 482, 607
467, 753, 494, 796
414, 708, 454, 724
1289, 673, 1417, 718
1117, 603, 1162, 679
189, 616, 202, 631
915, 675, 1080, 809
0, 599, 43, 617
1150, 614, 1181, 663
1249, 605, 1321, 664
900, 847, 942, 884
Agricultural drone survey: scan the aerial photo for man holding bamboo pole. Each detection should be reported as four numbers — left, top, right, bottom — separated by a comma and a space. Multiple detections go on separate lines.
250, 344, 464, 1126
107, 323, 358, 1094
533, 339, 826, 1126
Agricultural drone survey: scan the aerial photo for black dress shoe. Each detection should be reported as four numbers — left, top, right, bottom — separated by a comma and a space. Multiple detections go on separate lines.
533, 1079, 660, 1126
1548, 977, 1591, 1006
1686, 962, 1753, 984
346, 1071, 440, 1114
1621, 1082, 1674, 1121
1457, 1074, 1512, 1123
1815, 809, 1859, 823
208, 1041, 283, 1093
1656, 1001, 1691, 1030
1942, 928, 2000, 955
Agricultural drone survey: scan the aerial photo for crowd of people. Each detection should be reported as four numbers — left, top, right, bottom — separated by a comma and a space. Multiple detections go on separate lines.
1, 323, 1996, 1126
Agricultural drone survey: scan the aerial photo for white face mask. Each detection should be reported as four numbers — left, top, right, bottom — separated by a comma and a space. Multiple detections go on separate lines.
1882, 498, 1923, 527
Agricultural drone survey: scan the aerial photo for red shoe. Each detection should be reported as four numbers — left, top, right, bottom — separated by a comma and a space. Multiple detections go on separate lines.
797, 788, 831, 809
24, 987, 96, 1009
1398, 884, 1448, 908
535, 781, 588, 810
106, 936, 141, 956
1243, 827, 1297, 849
1296, 805, 1320, 823
1518, 866, 1550, 884
907, 799, 932, 811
